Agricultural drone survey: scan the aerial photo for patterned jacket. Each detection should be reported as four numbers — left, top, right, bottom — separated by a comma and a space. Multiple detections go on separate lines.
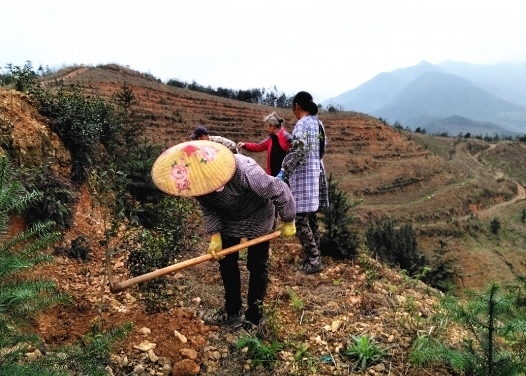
209, 135, 239, 154
196, 154, 296, 238
242, 128, 292, 175
282, 115, 329, 213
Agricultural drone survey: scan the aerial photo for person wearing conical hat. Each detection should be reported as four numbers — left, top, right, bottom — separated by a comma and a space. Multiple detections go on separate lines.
152, 140, 296, 328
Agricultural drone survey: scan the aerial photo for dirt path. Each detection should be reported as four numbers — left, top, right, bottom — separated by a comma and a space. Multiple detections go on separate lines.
461, 181, 526, 220
61, 67, 90, 80
41, 67, 90, 86
417, 142, 525, 225
458, 142, 525, 220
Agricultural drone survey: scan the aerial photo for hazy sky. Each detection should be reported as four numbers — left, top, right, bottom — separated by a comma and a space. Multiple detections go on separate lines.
2, 0, 525, 102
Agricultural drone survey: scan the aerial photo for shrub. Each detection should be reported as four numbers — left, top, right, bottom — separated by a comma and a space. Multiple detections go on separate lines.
490, 217, 501, 235
6, 61, 38, 92
117, 139, 164, 208
357, 253, 380, 288
125, 197, 196, 281
319, 174, 361, 259
422, 238, 464, 293
29, 81, 122, 184
286, 287, 304, 311
366, 220, 426, 276
326, 103, 343, 112
409, 282, 526, 376
18, 167, 79, 229
236, 335, 283, 369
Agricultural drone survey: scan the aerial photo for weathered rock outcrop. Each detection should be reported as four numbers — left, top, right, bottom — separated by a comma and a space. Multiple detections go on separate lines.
0, 87, 70, 176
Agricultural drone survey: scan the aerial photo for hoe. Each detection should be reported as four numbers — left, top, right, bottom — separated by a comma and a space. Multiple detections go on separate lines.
107, 230, 281, 293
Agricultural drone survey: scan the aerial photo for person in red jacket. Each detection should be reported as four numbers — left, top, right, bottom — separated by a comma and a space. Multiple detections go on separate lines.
237, 112, 293, 177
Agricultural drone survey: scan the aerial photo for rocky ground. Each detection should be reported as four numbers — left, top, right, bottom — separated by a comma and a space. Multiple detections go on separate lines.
24, 184, 457, 376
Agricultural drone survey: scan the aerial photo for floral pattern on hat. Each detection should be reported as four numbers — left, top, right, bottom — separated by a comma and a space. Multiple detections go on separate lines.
170, 158, 191, 192
152, 140, 235, 197
169, 145, 220, 192
200, 145, 219, 163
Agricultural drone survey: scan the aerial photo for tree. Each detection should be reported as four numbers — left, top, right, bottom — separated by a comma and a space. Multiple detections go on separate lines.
0, 155, 132, 375
319, 174, 360, 259
112, 82, 144, 151
366, 220, 426, 276
393, 121, 403, 130
6, 61, 37, 92
490, 217, 501, 235
326, 103, 343, 112
0, 156, 129, 376
410, 282, 526, 376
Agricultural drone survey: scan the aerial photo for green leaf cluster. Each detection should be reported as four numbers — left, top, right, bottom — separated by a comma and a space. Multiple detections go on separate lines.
340, 335, 389, 371
236, 335, 283, 369
0, 155, 130, 374
410, 282, 526, 376
6, 62, 122, 184
320, 173, 361, 259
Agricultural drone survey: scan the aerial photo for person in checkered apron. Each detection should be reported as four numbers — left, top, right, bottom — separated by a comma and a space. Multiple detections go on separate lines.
277, 91, 328, 274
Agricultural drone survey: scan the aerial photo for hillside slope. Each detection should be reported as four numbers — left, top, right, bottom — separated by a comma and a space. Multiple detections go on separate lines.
2, 83, 455, 375
323, 61, 526, 135
321, 60, 442, 113
3, 65, 526, 374
41, 66, 526, 286
438, 60, 526, 108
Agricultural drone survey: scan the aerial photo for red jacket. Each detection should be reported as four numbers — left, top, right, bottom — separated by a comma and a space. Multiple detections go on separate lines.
243, 128, 292, 175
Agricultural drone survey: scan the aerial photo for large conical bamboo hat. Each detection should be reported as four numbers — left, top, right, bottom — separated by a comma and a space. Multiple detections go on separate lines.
151, 140, 236, 197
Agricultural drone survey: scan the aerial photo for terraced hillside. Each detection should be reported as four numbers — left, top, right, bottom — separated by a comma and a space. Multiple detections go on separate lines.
41, 65, 522, 222
40, 65, 526, 291
3, 66, 526, 375
43, 65, 490, 223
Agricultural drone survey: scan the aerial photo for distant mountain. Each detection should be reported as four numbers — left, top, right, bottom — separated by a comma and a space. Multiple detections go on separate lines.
370, 71, 526, 134
438, 61, 526, 108
424, 116, 512, 137
322, 61, 442, 113
325, 61, 526, 135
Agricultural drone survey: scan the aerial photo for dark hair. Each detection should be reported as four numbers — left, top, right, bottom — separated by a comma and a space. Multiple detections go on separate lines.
293, 91, 318, 115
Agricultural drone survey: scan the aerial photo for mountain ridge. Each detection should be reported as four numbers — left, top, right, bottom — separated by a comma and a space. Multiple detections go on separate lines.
323, 61, 526, 135
371, 70, 526, 133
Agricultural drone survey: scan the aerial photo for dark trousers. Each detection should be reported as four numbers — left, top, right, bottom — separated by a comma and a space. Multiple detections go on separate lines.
218, 235, 270, 324
296, 212, 321, 265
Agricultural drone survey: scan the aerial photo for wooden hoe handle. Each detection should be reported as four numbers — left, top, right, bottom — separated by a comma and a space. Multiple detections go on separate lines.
109, 231, 281, 293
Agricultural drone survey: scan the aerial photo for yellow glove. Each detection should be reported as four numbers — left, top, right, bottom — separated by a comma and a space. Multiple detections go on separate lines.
281, 222, 296, 238
207, 233, 222, 260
